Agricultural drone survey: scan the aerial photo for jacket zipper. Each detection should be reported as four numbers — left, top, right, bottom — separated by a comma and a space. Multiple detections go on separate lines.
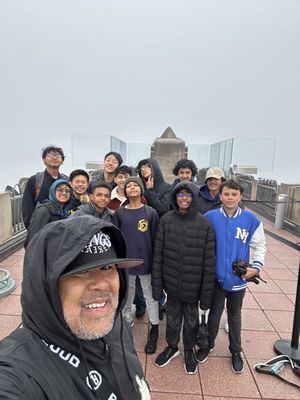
104, 339, 122, 399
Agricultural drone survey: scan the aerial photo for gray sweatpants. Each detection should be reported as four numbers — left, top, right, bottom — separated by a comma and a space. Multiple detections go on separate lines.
123, 274, 159, 325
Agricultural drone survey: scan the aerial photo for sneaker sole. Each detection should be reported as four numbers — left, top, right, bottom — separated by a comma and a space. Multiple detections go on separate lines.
184, 364, 198, 374
155, 350, 180, 368
232, 365, 244, 374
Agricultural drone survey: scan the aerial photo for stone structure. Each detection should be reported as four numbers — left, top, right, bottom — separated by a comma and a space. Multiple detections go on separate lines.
150, 127, 187, 183
0, 192, 12, 243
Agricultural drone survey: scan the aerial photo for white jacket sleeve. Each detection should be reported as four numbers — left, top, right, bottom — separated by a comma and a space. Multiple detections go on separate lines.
250, 222, 267, 271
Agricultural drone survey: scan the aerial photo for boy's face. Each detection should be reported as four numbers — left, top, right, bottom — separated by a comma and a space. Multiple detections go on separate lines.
104, 155, 119, 174
114, 173, 130, 190
220, 187, 242, 213
178, 168, 192, 182
176, 189, 193, 211
91, 187, 111, 211
71, 175, 89, 195
139, 164, 152, 179
125, 181, 142, 198
206, 177, 221, 192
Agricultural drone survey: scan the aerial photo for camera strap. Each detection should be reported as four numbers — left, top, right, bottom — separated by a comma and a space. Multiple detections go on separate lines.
254, 354, 300, 389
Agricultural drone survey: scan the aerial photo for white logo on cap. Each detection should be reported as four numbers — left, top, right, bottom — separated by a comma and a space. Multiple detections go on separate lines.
82, 232, 112, 255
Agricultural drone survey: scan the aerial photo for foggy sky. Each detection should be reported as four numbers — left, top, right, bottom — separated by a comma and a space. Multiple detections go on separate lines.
0, 0, 300, 190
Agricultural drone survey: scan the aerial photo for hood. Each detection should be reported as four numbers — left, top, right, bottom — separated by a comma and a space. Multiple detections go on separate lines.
171, 181, 200, 216
21, 216, 131, 347
136, 158, 166, 188
199, 184, 221, 202
48, 179, 72, 217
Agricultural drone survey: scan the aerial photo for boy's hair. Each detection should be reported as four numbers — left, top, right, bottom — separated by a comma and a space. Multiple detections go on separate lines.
114, 165, 132, 177
219, 180, 244, 195
90, 181, 112, 194
172, 159, 198, 176
42, 145, 65, 161
104, 151, 123, 167
69, 169, 90, 183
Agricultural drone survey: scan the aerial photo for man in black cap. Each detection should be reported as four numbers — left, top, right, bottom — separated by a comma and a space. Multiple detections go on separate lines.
0, 216, 151, 399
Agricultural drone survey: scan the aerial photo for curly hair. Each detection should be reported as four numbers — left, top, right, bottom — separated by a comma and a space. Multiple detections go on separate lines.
172, 159, 198, 177
42, 145, 65, 161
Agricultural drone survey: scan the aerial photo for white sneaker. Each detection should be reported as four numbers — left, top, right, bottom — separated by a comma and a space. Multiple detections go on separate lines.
224, 321, 229, 333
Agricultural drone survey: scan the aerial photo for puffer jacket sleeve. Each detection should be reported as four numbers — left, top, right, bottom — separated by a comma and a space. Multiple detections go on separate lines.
144, 186, 171, 217
152, 217, 165, 301
199, 222, 216, 310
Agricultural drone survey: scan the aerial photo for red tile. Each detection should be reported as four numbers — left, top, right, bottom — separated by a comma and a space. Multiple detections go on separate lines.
242, 309, 275, 331
247, 279, 282, 294
132, 321, 149, 352
146, 353, 201, 395
252, 292, 294, 311
199, 356, 260, 398
264, 310, 294, 333
265, 268, 296, 280
152, 393, 202, 400
242, 330, 280, 359
273, 279, 297, 295
0, 294, 21, 315
0, 254, 24, 268
243, 291, 260, 309
0, 315, 22, 340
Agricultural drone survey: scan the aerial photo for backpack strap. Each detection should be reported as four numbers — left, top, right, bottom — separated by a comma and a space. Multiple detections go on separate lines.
34, 171, 45, 202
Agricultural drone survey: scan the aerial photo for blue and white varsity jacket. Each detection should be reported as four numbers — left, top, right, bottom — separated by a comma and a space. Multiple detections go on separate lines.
205, 206, 266, 292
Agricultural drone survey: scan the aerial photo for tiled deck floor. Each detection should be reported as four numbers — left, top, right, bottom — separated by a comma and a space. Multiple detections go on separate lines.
1, 214, 299, 399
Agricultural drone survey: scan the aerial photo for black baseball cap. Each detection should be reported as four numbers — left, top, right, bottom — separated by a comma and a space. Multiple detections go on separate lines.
61, 229, 143, 277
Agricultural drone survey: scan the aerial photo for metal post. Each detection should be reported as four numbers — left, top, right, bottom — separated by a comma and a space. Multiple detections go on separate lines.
274, 194, 288, 229
274, 260, 300, 362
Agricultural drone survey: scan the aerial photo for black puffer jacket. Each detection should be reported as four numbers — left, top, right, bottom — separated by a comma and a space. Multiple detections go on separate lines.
136, 158, 172, 217
152, 181, 215, 308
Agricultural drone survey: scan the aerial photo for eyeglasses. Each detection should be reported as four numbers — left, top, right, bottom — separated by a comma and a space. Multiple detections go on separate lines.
46, 152, 63, 159
56, 188, 71, 194
176, 192, 192, 198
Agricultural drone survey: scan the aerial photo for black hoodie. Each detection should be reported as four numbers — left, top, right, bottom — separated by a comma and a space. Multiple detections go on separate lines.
152, 182, 216, 307
0, 216, 149, 400
136, 158, 172, 217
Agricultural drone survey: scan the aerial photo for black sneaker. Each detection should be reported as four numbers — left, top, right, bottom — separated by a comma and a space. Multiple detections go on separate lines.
135, 304, 146, 319
184, 350, 198, 374
232, 353, 244, 373
195, 346, 213, 363
155, 347, 180, 367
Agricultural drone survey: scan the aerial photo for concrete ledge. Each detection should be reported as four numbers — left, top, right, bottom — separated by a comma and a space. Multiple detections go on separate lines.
0, 192, 12, 243
0, 230, 26, 262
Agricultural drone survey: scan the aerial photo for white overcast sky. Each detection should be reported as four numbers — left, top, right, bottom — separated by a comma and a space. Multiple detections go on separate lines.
0, 0, 300, 190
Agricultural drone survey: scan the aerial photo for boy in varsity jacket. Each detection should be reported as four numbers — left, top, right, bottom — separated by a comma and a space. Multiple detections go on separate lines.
113, 176, 160, 355
196, 180, 266, 374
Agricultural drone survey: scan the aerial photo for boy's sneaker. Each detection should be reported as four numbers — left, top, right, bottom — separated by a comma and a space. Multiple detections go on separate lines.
184, 350, 198, 374
232, 353, 244, 373
123, 314, 134, 327
135, 304, 146, 319
195, 346, 213, 363
155, 347, 180, 367
224, 320, 229, 333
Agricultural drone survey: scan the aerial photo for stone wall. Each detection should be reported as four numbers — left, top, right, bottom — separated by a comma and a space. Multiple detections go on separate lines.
0, 192, 12, 243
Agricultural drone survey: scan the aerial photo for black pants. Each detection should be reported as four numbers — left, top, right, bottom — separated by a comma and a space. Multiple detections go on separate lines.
166, 297, 199, 351
208, 281, 245, 354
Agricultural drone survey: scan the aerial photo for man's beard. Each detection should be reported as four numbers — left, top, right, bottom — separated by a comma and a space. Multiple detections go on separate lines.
65, 291, 118, 341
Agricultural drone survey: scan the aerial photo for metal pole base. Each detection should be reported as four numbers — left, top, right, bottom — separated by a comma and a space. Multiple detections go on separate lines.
274, 339, 300, 363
